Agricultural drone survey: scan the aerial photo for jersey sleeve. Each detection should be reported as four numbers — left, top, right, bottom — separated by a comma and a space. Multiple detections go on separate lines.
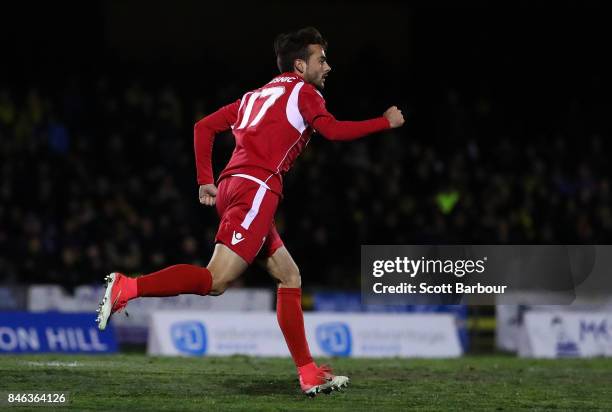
193, 99, 240, 185
298, 84, 391, 141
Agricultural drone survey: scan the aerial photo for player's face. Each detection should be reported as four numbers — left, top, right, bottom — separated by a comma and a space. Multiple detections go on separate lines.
303, 45, 331, 89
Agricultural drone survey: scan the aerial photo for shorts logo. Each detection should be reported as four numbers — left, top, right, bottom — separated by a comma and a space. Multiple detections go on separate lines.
231, 231, 245, 245
171, 321, 207, 356
316, 322, 352, 357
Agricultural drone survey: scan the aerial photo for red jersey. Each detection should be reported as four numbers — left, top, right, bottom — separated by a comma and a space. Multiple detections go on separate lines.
194, 72, 390, 194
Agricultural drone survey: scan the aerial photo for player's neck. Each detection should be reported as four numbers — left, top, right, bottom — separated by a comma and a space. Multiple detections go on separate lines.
279, 71, 304, 80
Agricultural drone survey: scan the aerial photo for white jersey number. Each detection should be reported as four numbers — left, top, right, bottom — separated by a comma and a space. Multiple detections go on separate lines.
236, 86, 285, 130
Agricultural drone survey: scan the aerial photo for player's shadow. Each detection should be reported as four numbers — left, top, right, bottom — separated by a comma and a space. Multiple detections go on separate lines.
222, 377, 297, 396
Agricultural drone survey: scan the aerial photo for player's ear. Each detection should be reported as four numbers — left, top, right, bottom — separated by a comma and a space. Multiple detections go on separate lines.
294, 59, 305, 74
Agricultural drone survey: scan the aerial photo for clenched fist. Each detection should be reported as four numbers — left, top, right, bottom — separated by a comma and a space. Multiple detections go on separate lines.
383, 106, 405, 128
199, 184, 218, 206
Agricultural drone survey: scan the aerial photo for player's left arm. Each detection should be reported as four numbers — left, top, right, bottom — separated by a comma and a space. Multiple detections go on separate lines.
194, 99, 240, 205
298, 85, 404, 141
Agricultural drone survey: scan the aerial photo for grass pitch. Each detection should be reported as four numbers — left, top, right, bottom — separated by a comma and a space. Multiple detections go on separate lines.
1, 355, 611, 411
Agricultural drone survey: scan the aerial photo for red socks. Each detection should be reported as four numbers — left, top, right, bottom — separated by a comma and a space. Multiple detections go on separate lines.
276, 287, 314, 368
135, 264, 212, 298
127, 270, 313, 370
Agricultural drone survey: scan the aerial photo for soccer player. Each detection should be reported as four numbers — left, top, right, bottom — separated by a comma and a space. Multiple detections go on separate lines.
97, 27, 404, 396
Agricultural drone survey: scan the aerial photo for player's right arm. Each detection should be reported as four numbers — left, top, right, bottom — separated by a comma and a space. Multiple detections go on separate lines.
298, 84, 404, 141
194, 99, 240, 206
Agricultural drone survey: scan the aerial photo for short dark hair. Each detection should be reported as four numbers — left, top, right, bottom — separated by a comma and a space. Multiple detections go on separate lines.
274, 27, 328, 73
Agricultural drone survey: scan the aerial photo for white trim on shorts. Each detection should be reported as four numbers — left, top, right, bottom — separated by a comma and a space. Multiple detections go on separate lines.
231, 174, 269, 230
231, 173, 271, 190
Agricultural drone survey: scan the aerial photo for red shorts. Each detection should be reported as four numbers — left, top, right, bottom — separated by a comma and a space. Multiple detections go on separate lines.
215, 175, 284, 264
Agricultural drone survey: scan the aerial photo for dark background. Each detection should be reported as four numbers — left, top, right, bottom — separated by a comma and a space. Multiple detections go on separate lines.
1, 1, 610, 289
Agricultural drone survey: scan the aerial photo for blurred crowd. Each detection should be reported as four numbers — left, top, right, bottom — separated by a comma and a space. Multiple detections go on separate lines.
0, 77, 610, 288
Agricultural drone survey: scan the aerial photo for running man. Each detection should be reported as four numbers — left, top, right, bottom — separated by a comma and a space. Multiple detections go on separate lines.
97, 27, 404, 396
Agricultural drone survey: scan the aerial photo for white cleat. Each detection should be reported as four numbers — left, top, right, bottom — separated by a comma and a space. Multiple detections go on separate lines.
96, 272, 119, 331
302, 374, 350, 397
317, 375, 350, 395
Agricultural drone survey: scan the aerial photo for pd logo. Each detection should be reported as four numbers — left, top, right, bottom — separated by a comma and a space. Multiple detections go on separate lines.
171, 321, 207, 356
316, 322, 352, 356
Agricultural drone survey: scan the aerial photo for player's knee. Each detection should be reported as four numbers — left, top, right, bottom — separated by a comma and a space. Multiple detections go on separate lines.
209, 278, 229, 296
209, 287, 227, 296
208, 269, 231, 296
279, 266, 301, 288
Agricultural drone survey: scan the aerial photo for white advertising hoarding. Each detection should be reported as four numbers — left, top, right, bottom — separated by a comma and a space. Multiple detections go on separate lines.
28, 285, 274, 343
147, 311, 462, 358
28, 285, 273, 329
519, 311, 612, 358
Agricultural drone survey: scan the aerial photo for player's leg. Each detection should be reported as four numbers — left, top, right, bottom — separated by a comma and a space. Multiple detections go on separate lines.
96, 246, 247, 329
264, 246, 312, 367
260, 231, 349, 396
134, 242, 248, 297
206, 243, 248, 295
97, 175, 270, 330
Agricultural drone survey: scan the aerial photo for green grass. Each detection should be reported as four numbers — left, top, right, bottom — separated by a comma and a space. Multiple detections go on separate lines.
1, 355, 611, 411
